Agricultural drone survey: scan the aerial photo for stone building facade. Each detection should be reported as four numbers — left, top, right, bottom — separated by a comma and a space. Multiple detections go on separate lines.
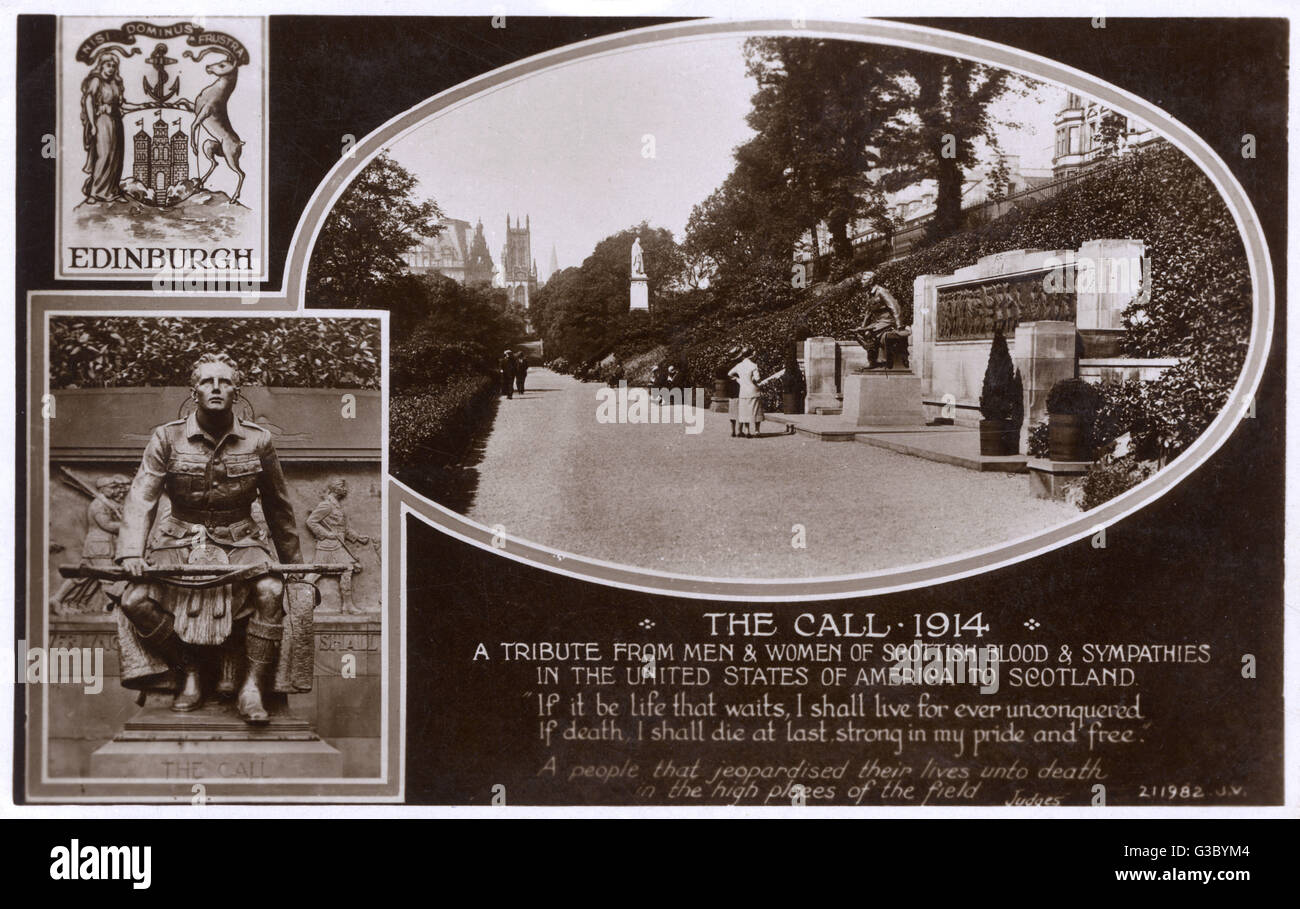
500, 213, 539, 310
1052, 93, 1158, 179
404, 217, 495, 285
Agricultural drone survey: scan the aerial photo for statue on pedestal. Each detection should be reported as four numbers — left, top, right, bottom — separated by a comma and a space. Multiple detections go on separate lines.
630, 237, 646, 279
629, 237, 649, 311
110, 352, 308, 724
848, 272, 910, 370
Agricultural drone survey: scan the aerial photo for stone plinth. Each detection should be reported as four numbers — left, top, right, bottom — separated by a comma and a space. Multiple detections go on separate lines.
920, 340, 1013, 426
1075, 239, 1145, 359
630, 279, 648, 311
91, 740, 344, 781
50, 615, 382, 779
803, 337, 840, 414
1075, 239, 1144, 331
1013, 321, 1077, 450
89, 698, 343, 780
840, 371, 923, 427
1028, 457, 1092, 500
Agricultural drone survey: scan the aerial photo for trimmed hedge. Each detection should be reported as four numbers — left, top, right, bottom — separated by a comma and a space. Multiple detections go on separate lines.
390, 375, 499, 470
51, 317, 382, 389
391, 339, 492, 389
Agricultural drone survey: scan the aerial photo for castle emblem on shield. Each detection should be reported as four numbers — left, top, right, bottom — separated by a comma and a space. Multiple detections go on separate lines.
58, 18, 267, 281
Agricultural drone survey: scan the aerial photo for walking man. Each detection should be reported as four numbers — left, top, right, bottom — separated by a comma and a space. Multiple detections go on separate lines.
514, 353, 528, 396
499, 349, 515, 399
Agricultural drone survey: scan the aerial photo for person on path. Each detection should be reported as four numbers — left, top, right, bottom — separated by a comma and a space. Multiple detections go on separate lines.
515, 353, 529, 396
499, 350, 516, 399
722, 348, 743, 437
729, 347, 788, 438
651, 362, 667, 407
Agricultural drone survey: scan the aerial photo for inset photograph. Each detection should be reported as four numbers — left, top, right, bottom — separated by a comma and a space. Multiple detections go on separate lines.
28, 312, 394, 801
307, 34, 1259, 584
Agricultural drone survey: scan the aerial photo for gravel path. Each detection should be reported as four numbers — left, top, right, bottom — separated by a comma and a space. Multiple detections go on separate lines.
465, 369, 1075, 579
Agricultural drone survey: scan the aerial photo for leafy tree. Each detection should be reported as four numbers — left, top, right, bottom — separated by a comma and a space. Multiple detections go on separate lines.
683, 148, 805, 289
535, 223, 686, 365
412, 273, 525, 358
736, 38, 913, 268
879, 55, 1031, 241
306, 152, 443, 308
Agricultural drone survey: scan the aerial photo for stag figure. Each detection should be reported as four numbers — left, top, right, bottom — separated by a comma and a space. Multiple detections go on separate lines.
186, 47, 246, 205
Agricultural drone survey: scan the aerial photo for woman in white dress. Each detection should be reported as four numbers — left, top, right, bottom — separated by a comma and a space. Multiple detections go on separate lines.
729, 348, 764, 438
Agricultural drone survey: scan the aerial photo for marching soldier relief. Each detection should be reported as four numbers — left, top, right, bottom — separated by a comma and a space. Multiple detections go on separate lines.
49, 472, 130, 615
10, 12, 1287, 832
307, 479, 379, 615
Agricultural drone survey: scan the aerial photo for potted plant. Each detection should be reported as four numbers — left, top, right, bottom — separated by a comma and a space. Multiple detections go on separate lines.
978, 328, 1024, 456
780, 349, 805, 414
1046, 377, 1102, 461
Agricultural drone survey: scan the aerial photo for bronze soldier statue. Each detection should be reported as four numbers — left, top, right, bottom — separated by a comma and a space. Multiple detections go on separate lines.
115, 352, 302, 723
848, 272, 909, 369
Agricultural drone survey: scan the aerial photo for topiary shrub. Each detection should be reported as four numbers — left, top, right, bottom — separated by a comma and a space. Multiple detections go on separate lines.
782, 350, 806, 397
979, 328, 1023, 425
1046, 377, 1102, 416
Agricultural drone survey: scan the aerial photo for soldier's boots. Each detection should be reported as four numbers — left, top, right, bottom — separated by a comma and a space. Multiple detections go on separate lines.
238, 618, 282, 724
139, 613, 204, 712
172, 658, 203, 712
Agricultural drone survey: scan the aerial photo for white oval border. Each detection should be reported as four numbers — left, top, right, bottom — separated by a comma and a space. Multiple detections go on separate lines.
287, 18, 1275, 602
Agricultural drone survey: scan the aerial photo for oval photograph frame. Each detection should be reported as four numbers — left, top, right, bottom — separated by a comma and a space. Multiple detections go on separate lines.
293, 18, 1273, 601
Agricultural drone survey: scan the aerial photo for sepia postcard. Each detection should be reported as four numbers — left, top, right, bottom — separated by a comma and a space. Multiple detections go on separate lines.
3, 6, 1293, 857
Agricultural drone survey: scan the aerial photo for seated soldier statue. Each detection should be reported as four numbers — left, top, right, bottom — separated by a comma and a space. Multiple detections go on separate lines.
848, 272, 911, 370
114, 352, 305, 724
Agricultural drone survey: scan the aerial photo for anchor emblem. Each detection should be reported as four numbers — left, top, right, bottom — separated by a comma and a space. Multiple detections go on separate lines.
141, 43, 180, 108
